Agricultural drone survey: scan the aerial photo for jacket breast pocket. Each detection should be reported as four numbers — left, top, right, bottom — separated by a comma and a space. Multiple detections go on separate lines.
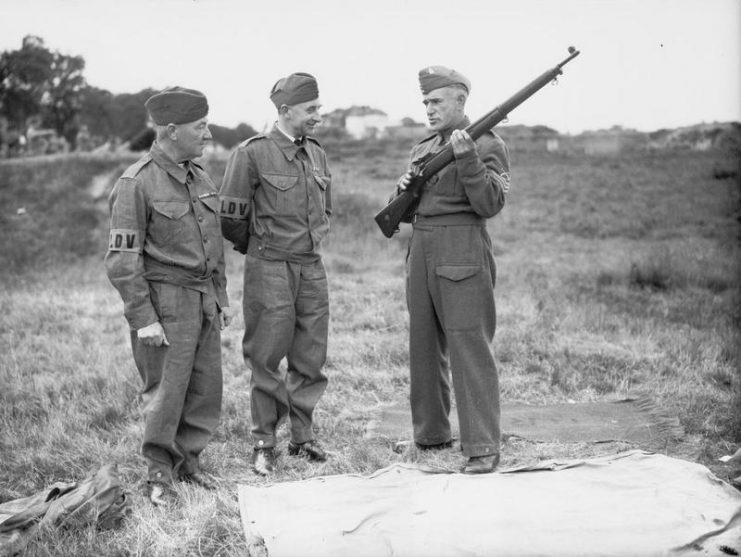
260, 173, 299, 216
435, 264, 483, 331
200, 195, 220, 215
196, 194, 222, 236
153, 201, 190, 219
151, 200, 191, 244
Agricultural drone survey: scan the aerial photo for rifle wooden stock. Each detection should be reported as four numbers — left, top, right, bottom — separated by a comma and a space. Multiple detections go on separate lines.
374, 47, 581, 238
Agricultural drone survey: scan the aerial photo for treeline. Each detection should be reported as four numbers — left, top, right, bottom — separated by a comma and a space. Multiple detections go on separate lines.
0, 35, 256, 156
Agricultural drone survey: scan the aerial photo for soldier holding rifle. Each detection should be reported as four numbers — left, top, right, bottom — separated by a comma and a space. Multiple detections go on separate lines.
392, 67, 511, 474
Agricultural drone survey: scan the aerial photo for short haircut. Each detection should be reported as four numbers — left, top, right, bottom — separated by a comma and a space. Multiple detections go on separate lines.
449, 84, 469, 101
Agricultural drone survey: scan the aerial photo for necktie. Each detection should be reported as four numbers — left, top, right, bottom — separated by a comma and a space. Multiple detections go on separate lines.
181, 162, 192, 183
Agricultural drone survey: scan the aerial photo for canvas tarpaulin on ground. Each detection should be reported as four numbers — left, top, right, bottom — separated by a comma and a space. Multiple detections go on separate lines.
238, 450, 741, 557
364, 398, 684, 445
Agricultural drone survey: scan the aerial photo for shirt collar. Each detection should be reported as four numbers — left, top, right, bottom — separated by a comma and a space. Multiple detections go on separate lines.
269, 123, 304, 161
149, 141, 190, 184
275, 122, 299, 143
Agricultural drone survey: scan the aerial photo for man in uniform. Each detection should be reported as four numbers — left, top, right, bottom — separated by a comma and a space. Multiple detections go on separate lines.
393, 66, 511, 474
105, 87, 232, 504
219, 72, 331, 476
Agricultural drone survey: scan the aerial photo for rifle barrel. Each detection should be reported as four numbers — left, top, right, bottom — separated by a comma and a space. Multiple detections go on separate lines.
420, 49, 580, 180
373, 47, 580, 238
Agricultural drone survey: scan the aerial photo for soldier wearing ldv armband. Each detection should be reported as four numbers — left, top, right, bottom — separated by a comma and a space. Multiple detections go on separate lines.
219, 72, 332, 476
105, 87, 232, 505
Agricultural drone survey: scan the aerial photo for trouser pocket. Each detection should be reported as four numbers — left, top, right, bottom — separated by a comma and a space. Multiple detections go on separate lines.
435, 264, 484, 331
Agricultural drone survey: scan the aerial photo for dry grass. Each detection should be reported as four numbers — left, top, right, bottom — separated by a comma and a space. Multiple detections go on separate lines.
0, 145, 739, 555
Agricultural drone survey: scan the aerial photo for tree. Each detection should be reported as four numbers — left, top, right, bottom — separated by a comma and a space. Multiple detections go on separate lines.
42, 50, 87, 146
0, 35, 88, 147
76, 87, 158, 148
210, 122, 258, 149
109, 89, 156, 142
235, 122, 258, 141
0, 35, 53, 130
79, 86, 115, 139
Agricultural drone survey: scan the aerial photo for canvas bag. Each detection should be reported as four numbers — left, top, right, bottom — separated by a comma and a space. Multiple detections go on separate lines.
0, 464, 130, 555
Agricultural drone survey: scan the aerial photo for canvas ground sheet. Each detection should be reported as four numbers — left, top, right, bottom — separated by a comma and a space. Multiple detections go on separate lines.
364, 398, 685, 445
238, 451, 741, 557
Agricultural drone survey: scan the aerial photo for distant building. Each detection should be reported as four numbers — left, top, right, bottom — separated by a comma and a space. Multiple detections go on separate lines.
321, 109, 346, 130
344, 106, 389, 139
321, 105, 430, 141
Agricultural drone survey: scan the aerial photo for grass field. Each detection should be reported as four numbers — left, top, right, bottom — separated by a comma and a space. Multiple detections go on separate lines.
1, 143, 739, 556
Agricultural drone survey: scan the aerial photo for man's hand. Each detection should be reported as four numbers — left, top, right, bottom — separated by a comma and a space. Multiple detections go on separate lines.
396, 171, 413, 192
450, 129, 476, 157
137, 322, 169, 347
219, 307, 234, 330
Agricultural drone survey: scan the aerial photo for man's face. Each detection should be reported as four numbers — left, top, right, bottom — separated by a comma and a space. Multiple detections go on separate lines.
423, 86, 465, 133
284, 98, 322, 137
174, 117, 212, 161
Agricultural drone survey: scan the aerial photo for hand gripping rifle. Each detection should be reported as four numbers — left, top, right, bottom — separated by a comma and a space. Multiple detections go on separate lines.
374, 46, 581, 238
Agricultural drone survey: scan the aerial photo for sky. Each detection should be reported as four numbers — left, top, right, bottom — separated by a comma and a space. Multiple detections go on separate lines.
1, 0, 739, 134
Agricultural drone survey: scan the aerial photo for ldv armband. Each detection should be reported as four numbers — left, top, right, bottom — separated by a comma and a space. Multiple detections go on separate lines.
108, 229, 141, 252
220, 196, 250, 220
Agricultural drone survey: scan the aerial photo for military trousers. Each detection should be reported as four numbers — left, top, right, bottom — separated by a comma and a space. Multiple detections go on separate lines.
406, 223, 500, 458
130, 282, 222, 482
242, 253, 329, 449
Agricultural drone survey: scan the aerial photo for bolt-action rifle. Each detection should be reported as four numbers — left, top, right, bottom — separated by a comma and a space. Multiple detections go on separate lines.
374, 46, 581, 238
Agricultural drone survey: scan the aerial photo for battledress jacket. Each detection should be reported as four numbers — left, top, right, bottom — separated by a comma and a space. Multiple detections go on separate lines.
219, 125, 332, 262
409, 120, 510, 219
104, 142, 229, 331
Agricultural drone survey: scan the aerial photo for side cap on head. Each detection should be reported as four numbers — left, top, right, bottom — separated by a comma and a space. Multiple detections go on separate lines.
270, 72, 319, 108
145, 86, 209, 125
418, 66, 471, 95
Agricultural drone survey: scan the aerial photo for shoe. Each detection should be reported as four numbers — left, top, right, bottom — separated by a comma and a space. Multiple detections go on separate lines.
252, 448, 277, 476
415, 440, 454, 451
463, 454, 500, 474
179, 471, 218, 491
147, 480, 176, 506
287, 439, 327, 462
